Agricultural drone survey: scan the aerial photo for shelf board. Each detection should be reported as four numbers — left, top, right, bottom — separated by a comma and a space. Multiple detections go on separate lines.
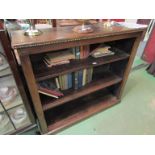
33, 50, 129, 82
42, 71, 122, 111
46, 92, 120, 134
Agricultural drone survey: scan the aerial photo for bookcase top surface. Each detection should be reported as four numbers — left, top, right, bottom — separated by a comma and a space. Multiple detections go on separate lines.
11, 23, 146, 49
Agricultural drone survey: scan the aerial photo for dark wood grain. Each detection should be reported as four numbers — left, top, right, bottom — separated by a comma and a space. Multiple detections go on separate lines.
20, 55, 48, 133
11, 23, 146, 50
116, 35, 142, 98
46, 90, 120, 134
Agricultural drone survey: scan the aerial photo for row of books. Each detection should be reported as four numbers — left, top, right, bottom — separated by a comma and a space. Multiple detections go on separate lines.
55, 67, 93, 91
39, 44, 113, 98
74, 68, 93, 89
44, 44, 114, 68
72, 46, 90, 60
57, 73, 73, 90
38, 68, 93, 98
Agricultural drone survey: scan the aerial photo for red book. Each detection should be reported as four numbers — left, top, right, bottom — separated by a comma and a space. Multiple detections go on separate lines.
38, 86, 64, 97
80, 45, 90, 59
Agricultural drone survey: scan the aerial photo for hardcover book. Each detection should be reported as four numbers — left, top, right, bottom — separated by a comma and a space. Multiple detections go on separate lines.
38, 80, 64, 98
90, 44, 114, 58
44, 49, 75, 67
78, 70, 83, 88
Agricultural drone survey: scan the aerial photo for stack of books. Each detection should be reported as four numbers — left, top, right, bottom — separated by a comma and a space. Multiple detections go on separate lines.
44, 50, 75, 67
90, 44, 114, 58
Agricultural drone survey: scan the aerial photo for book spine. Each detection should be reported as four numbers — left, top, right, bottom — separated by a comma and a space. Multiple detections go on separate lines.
58, 75, 63, 90
38, 86, 64, 96
86, 68, 90, 84
68, 73, 72, 89
38, 84, 64, 97
80, 46, 84, 59
75, 47, 80, 59
38, 90, 59, 98
86, 45, 90, 58
61, 74, 66, 90
74, 72, 78, 89
55, 77, 60, 89
90, 67, 93, 82
82, 69, 87, 86
85, 68, 89, 84
78, 70, 83, 88
80, 45, 90, 59
72, 47, 76, 57
65, 74, 68, 90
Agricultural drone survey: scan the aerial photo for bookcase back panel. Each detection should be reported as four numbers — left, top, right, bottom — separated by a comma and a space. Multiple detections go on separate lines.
90, 38, 136, 55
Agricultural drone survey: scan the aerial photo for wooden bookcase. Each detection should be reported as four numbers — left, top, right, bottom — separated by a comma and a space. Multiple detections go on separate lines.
10, 23, 146, 134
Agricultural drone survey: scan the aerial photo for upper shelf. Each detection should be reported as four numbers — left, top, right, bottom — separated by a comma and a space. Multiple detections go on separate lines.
33, 48, 129, 82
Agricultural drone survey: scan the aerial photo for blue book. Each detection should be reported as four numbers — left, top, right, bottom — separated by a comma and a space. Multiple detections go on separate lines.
72, 47, 76, 57
75, 47, 80, 59
74, 72, 78, 90
78, 70, 83, 88
68, 73, 72, 89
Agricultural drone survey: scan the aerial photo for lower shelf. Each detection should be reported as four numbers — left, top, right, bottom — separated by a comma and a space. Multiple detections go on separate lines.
45, 89, 120, 134
42, 71, 122, 111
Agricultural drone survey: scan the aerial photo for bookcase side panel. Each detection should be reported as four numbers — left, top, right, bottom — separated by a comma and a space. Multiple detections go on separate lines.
19, 54, 48, 133
116, 34, 143, 99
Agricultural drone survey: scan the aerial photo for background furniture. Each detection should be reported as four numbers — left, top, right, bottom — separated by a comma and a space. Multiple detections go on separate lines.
10, 23, 145, 134
0, 30, 35, 134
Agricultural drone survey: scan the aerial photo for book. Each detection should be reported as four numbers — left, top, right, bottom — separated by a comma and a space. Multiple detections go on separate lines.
72, 47, 76, 57
85, 68, 90, 84
80, 46, 84, 59
90, 68, 93, 82
60, 75, 65, 90
45, 50, 75, 63
87, 67, 93, 83
75, 47, 80, 59
80, 46, 90, 59
44, 49, 75, 68
90, 44, 114, 58
73, 72, 79, 89
78, 70, 83, 88
64, 74, 68, 90
55, 78, 60, 89
68, 73, 72, 89
38, 81, 64, 98
58, 74, 72, 90
44, 59, 70, 68
58, 75, 63, 90
82, 69, 87, 86
38, 88, 58, 99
